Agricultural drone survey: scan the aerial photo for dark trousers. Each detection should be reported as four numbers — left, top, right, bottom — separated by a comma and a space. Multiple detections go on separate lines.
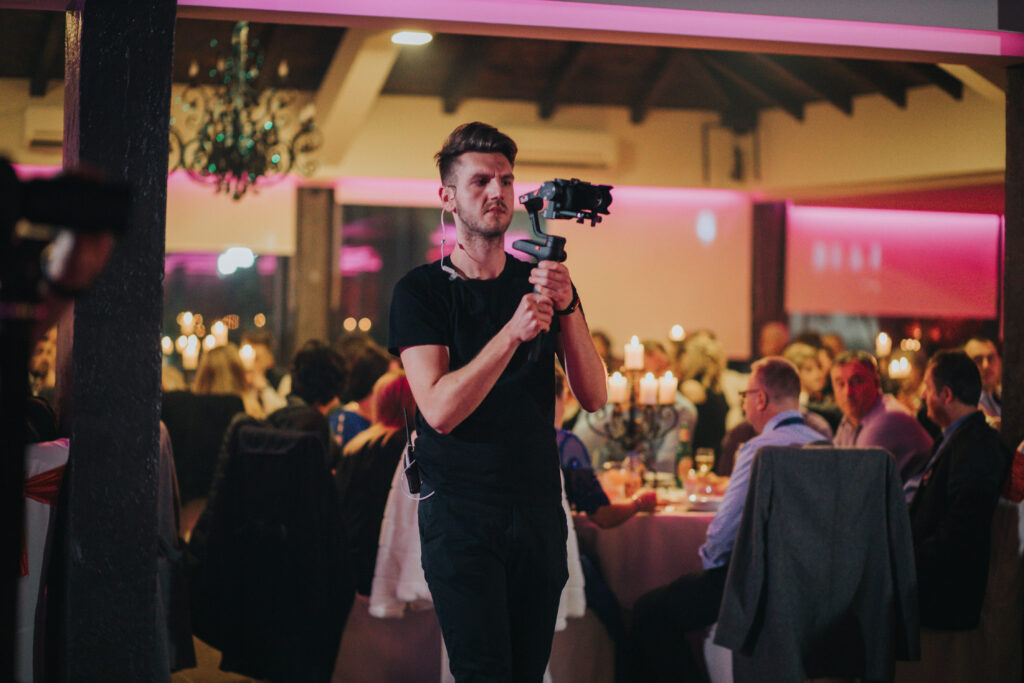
419, 489, 568, 683
630, 565, 729, 683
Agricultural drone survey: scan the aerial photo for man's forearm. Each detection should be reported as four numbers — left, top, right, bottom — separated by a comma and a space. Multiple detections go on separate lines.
558, 308, 607, 411
404, 328, 520, 434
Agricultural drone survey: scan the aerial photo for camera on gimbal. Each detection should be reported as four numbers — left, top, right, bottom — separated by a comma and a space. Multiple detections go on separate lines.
520, 177, 613, 226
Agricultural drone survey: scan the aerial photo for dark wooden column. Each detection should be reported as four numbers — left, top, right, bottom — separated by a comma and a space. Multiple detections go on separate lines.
1004, 64, 1023, 450
52, 1, 176, 679
750, 201, 788, 359
290, 187, 335, 354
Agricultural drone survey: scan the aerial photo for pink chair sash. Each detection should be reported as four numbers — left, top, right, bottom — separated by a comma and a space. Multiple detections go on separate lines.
21, 464, 65, 576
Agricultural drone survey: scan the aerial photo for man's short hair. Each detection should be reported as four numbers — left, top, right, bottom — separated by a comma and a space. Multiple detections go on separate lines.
833, 350, 879, 378
964, 335, 1001, 355
345, 342, 393, 403
750, 356, 801, 401
929, 350, 982, 406
435, 122, 518, 185
290, 340, 347, 406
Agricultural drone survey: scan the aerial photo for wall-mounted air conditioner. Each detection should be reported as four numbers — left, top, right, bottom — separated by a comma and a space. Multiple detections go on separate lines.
502, 126, 617, 169
24, 105, 63, 150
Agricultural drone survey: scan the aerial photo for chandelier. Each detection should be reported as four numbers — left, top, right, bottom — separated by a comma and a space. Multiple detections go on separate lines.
169, 22, 322, 200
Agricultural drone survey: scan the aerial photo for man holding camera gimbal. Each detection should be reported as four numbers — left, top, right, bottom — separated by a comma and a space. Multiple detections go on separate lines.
388, 122, 607, 681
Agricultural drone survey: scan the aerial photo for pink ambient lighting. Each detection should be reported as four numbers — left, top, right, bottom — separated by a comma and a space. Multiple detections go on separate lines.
786, 205, 1001, 319
181, 0, 1024, 59
165, 252, 278, 276
11, 165, 59, 179
334, 176, 747, 212
339, 245, 384, 275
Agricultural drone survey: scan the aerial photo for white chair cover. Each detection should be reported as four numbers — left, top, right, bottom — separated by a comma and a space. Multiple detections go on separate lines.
16, 438, 70, 683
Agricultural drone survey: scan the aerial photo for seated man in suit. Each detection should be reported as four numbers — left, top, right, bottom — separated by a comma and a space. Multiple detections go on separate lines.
964, 336, 1002, 430
909, 349, 1009, 630
831, 350, 933, 486
630, 357, 825, 683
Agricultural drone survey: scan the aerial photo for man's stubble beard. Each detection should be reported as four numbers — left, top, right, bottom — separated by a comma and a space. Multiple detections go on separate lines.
457, 208, 512, 247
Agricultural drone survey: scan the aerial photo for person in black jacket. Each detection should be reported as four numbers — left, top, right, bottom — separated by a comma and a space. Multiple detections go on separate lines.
910, 349, 1009, 629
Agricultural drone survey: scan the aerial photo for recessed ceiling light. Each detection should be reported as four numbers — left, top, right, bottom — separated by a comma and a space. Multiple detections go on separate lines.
391, 31, 433, 46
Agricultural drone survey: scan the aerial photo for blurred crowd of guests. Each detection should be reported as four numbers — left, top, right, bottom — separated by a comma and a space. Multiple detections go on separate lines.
22, 316, 1014, 681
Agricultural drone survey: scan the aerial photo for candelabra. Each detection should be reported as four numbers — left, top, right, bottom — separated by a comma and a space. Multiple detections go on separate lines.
585, 335, 681, 475
585, 372, 679, 474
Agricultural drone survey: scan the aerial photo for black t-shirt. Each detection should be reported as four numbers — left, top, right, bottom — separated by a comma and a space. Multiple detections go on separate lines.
388, 254, 561, 504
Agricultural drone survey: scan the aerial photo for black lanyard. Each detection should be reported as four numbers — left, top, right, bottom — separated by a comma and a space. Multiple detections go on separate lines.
772, 416, 805, 431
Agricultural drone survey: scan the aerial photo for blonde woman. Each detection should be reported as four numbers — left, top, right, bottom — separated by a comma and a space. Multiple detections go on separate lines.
678, 331, 729, 461
193, 344, 264, 419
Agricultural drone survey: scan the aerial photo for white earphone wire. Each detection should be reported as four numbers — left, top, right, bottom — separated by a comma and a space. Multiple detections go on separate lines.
439, 207, 459, 280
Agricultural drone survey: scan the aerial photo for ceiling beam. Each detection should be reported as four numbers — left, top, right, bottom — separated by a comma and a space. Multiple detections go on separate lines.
833, 58, 907, 108
688, 52, 759, 132
630, 48, 675, 124
30, 11, 62, 97
442, 37, 489, 113
313, 28, 401, 167
939, 63, 1005, 103
908, 62, 963, 100
698, 50, 804, 122
538, 42, 585, 120
251, 23, 287, 85
760, 54, 853, 115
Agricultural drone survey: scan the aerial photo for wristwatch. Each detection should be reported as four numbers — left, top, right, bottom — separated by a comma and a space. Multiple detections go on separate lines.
556, 284, 580, 316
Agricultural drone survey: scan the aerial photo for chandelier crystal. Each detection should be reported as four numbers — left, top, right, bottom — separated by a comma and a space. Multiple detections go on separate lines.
169, 22, 322, 200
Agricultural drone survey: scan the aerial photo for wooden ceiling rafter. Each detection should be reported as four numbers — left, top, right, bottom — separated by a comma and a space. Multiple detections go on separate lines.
630, 47, 675, 124
29, 11, 62, 97
832, 58, 907, 108
250, 23, 286, 87
538, 41, 586, 120
908, 62, 964, 100
441, 36, 490, 114
760, 54, 854, 115
697, 50, 805, 123
690, 52, 761, 133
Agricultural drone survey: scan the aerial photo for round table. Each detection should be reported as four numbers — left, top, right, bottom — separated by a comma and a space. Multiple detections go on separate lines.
574, 507, 715, 609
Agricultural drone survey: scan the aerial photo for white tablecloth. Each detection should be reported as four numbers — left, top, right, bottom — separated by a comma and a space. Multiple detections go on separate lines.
574, 508, 715, 609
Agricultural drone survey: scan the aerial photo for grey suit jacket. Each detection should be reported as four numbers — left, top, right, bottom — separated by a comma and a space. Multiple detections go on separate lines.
715, 446, 919, 682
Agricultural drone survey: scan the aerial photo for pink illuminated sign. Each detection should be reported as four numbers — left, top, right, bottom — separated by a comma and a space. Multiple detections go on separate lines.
786, 205, 1001, 318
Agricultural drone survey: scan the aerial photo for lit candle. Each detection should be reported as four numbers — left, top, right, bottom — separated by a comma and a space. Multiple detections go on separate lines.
624, 335, 644, 370
657, 371, 678, 404
182, 337, 199, 370
211, 320, 228, 346
239, 343, 256, 371
875, 332, 892, 358
888, 357, 911, 379
203, 334, 217, 351
639, 372, 658, 405
608, 372, 629, 403
669, 324, 685, 342
161, 336, 173, 355
175, 335, 188, 354
180, 311, 195, 336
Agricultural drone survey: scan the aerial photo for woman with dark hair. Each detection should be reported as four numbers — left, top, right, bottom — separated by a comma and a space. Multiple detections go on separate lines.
334, 371, 417, 595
